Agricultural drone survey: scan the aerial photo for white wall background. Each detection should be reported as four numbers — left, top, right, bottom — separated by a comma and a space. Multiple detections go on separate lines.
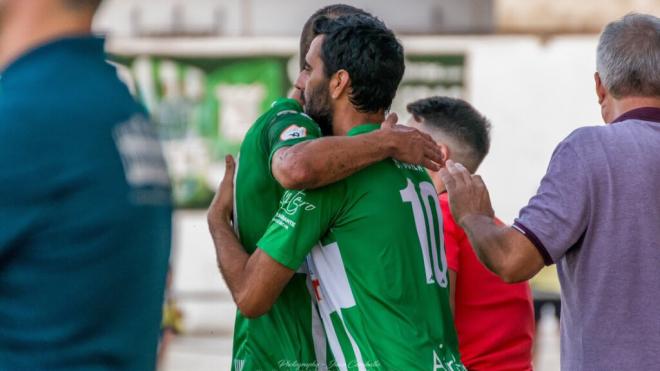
392, 35, 601, 224
94, 0, 494, 36
455, 35, 601, 223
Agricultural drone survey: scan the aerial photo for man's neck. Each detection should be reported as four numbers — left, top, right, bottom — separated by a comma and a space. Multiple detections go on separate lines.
429, 171, 446, 194
0, 5, 93, 70
332, 103, 385, 136
605, 96, 660, 123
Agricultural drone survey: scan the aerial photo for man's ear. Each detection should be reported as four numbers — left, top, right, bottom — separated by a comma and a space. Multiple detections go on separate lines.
594, 72, 606, 104
330, 69, 351, 100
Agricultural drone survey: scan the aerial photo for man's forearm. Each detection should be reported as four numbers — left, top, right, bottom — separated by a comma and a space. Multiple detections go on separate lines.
459, 214, 543, 283
273, 131, 393, 189
209, 221, 250, 303
459, 215, 510, 277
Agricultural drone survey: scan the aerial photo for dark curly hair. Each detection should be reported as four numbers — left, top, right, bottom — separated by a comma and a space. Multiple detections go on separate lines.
313, 14, 405, 113
298, 4, 371, 71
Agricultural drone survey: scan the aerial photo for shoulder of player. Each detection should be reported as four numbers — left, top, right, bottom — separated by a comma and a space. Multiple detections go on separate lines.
268, 97, 303, 111
390, 159, 427, 174
261, 102, 316, 134
343, 159, 429, 187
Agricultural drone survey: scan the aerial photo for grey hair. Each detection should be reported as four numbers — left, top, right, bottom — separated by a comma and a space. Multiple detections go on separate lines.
596, 13, 660, 98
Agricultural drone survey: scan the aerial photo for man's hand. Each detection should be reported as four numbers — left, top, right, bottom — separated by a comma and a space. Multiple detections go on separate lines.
208, 155, 236, 235
380, 114, 444, 171
439, 160, 495, 227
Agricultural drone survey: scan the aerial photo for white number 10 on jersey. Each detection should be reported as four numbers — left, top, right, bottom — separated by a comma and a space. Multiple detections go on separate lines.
400, 179, 448, 288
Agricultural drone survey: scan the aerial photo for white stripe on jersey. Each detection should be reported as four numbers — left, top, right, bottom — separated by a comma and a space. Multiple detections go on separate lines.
310, 242, 355, 308
310, 298, 328, 371
341, 312, 367, 371
307, 242, 367, 371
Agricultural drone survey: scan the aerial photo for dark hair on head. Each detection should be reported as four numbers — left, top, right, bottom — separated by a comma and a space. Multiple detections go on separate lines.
299, 4, 371, 70
313, 14, 405, 113
407, 96, 491, 171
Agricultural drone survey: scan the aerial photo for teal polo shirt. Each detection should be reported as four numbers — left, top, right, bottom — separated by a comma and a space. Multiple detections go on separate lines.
0, 36, 172, 370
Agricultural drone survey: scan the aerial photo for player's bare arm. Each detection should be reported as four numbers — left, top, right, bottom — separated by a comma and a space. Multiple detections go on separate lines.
208, 156, 295, 318
439, 160, 544, 283
271, 113, 444, 190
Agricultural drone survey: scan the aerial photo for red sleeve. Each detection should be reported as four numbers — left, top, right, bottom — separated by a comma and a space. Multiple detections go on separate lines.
439, 194, 465, 273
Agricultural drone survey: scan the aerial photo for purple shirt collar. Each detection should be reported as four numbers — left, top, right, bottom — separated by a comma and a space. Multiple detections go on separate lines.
611, 107, 660, 124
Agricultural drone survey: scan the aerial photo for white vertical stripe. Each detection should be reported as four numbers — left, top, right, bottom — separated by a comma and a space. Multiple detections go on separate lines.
308, 242, 367, 371
310, 242, 355, 308
336, 312, 367, 371
317, 298, 348, 370
310, 296, 328, 371
307, 252, 348, 371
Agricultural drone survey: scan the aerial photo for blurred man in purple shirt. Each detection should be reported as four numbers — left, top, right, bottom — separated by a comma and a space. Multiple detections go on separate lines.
439, 12, 660, 371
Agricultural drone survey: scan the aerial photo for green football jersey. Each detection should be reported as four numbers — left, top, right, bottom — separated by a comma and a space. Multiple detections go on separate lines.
258, 124, 466, 371
232, 98, 323, 371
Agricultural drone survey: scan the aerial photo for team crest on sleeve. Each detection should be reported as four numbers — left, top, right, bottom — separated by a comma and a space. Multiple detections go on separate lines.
280, 124, 307, 140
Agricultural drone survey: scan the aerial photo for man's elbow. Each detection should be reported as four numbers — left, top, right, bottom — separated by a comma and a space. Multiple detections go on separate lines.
499, 269, 528, 284
495, 260, 535, 284
236, 304, 268, 319
235, 292, 273, 319
274, 163, 314, 190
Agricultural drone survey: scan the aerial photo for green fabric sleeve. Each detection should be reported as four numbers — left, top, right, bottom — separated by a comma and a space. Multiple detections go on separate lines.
257, 183, 345, 270
264, 112, 322, 173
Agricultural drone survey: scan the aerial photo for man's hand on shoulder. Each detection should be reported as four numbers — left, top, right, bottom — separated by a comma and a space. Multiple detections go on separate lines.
439, 160, 494, 226
377, 113, 445, 171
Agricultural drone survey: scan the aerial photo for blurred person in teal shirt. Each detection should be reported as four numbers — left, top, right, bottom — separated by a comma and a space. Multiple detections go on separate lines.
0, 1, 172, 370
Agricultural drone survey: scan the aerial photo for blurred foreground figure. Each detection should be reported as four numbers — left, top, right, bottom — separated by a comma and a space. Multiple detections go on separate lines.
440, 13, 660, 371
0, 1, 172, 370
408, 97, 534, 371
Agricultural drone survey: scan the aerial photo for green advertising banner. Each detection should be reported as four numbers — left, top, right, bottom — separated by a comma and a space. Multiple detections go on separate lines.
112, 50, 465, 209
113, 54, 290, 208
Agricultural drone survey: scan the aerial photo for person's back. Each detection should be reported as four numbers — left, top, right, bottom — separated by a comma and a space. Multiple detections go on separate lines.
433, 13, 660, 371
537, 112, 660, 369
261, 124, 464, 370
0, 35, 171, 370
231, 98, 321, 370
212, 13, 459, 371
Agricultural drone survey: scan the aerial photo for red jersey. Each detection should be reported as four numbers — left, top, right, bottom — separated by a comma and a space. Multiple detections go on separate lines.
440, 193, 534, 371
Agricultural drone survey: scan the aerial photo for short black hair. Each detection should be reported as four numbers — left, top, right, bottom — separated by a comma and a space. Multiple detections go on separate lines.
407, 96, 491, 171
314, 14, 405, 113
298, 4, 371, 70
